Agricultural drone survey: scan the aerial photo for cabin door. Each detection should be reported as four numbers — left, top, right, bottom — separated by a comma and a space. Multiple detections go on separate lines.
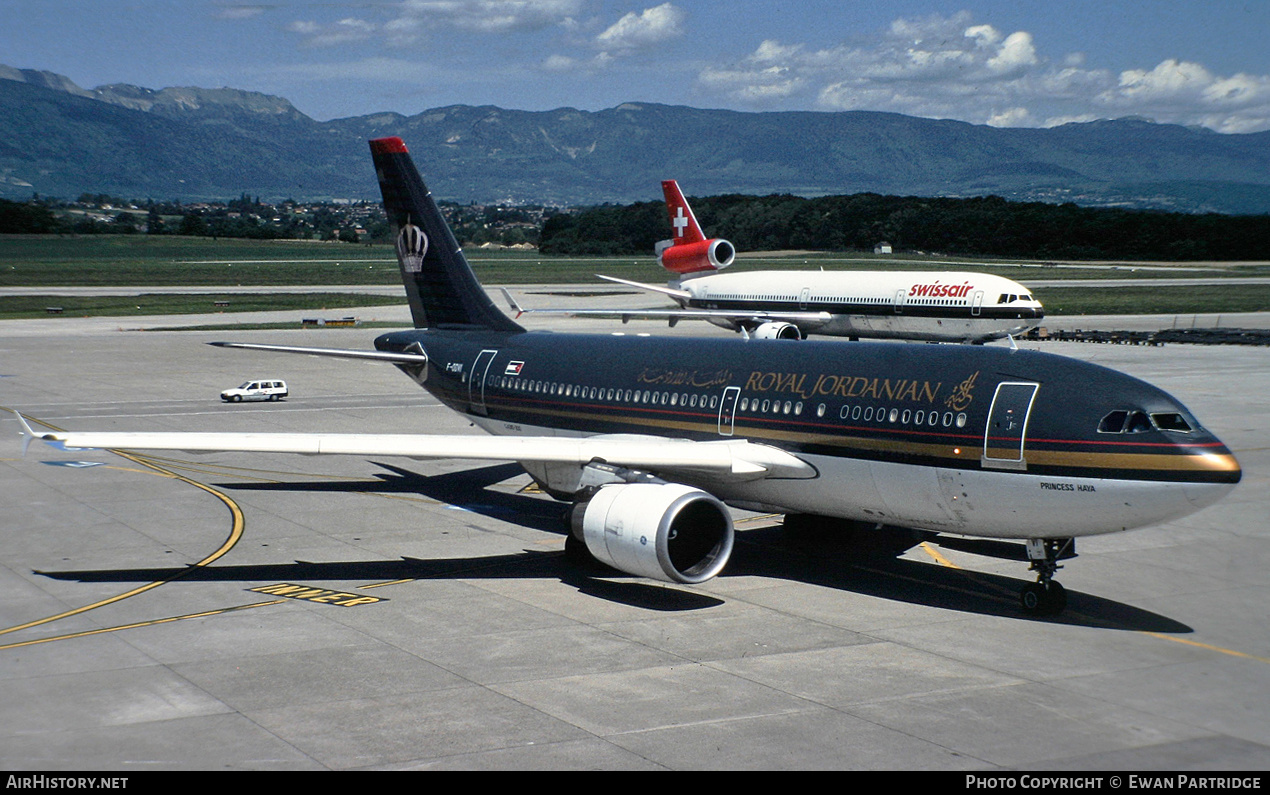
717, 386, 740, 436
982, 381, 1038, 470
971, 290, 984, 316
468, 349, 498, 415
894, 288, 907, 313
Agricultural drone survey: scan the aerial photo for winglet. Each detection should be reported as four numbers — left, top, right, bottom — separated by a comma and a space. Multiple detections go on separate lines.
13, 411, 48, 456
498, 287, 526, 318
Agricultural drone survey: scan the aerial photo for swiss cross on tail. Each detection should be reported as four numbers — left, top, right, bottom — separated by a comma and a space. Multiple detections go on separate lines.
661, 180, 706, 245
673, 207, 689, 237
657, 180, 736, 274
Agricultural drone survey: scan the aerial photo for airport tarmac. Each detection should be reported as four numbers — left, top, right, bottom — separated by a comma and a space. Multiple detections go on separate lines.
1, 306, 1268, 771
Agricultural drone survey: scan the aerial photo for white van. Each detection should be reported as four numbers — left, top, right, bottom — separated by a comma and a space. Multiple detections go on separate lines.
220, 380, 288, 402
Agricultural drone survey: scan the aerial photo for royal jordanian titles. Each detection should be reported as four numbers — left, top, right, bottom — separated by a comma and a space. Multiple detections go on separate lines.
510, 179, 1045, 343
16, 137, 1240, 616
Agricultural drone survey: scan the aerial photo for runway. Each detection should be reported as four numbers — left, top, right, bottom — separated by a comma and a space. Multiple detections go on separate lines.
1, 310, 1268, 770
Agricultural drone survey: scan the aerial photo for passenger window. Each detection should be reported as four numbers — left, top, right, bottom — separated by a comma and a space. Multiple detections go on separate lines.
1098, 411, 1128, 433
1152, 413, 1193, 432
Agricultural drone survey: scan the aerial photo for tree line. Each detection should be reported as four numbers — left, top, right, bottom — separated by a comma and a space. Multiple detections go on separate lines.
0, 196, 541, 247
539, 193, 1270, 261
7, 192, 1269, 261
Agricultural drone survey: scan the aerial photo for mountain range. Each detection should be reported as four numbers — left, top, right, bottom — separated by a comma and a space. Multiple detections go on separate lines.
4, 65, 1270, 213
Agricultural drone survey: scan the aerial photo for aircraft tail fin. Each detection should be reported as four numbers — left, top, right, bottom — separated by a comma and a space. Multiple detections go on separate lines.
657, 180, 735, 275
661, 180, 707, 246
369, 137, 522, 332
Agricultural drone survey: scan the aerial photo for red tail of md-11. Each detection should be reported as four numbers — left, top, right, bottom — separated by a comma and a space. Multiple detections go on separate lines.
655, 180, 735, 275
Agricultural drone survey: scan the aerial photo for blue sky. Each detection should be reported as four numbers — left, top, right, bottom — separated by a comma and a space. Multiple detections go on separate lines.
4, 1, 1270, 132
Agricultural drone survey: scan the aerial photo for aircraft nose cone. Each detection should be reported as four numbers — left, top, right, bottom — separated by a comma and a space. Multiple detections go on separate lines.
1183, 448, 1241, 508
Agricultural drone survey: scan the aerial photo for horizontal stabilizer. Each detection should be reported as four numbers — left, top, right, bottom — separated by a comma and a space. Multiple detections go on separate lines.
208, 341, 429, 365
595, 274, 691, 300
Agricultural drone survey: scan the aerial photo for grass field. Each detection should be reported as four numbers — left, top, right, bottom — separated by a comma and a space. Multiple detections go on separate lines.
0, 292, 404, 320
2, 235, 1268, 317
1034, 284, 1270, 316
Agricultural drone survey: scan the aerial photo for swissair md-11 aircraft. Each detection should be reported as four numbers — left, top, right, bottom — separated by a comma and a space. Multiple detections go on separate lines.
512, 180, 1044, 343
17, 138, 1240, 616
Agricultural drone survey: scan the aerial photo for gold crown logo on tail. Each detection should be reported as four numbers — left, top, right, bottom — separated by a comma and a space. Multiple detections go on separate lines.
396, 220, 428, 273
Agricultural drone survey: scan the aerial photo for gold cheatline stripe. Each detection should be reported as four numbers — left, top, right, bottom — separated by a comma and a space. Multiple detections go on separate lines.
489, 399, 1238, 474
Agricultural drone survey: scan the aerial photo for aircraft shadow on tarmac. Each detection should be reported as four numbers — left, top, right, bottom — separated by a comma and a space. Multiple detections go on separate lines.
35, 462, 1192, 632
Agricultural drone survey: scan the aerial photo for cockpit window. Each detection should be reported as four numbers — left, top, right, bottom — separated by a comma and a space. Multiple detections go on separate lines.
1099, 410, 1160, 434
1098, 411, 1128, 433
1126, 412, 1152, 433
1152, 412, 1194, 433
996, 294, 1035, 304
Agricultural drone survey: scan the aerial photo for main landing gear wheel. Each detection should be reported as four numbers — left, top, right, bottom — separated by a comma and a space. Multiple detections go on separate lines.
1020, 538, 1073, 616
1020, 580, 1067, 615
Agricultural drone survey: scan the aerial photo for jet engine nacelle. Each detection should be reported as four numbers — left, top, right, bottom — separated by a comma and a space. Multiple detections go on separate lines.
752, 321, 802, 340
657, 238, 736, 274
572, 482, 734, 584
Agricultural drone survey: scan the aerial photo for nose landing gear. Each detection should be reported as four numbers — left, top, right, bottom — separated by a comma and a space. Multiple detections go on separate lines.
1021, 538, 1073, 616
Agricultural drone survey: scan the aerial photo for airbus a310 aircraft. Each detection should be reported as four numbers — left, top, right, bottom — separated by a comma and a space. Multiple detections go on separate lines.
514, 180, 1045, 343
17, 138, 1240, 616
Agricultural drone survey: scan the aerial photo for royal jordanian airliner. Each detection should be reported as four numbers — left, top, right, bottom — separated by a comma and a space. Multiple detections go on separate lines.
17, 137, 1240, 616
518, 180, 1045, 343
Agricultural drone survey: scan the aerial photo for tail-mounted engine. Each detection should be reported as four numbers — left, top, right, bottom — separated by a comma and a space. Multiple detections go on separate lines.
656, 238, 736, 275
570, 473, 734, 584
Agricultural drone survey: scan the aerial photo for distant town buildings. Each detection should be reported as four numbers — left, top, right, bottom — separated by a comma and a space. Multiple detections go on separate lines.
36, 193, 560, 246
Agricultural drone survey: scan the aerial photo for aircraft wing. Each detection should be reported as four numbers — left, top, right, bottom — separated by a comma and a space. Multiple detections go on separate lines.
498, 286, 832, 329
14, 412, 813, 482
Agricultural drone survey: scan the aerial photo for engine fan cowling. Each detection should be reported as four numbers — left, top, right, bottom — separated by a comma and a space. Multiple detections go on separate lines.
574, 482, 734, 584
657, 238, 736, 274
752, 321, 802, 340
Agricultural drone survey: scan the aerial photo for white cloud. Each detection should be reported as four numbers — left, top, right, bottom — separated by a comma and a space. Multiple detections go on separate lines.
986, 107, 1034, 127
288, 17, 378, 47
287, 0, 585, 47
1096, 59, 1270, 133
1112, 59, 1213, 101
542, 54, 577, 72
396, 0, 585, 35
215, 5, 274, 21
594, 3, 685, 53
694, 12, 1270, 132
540, 3, 686, 74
